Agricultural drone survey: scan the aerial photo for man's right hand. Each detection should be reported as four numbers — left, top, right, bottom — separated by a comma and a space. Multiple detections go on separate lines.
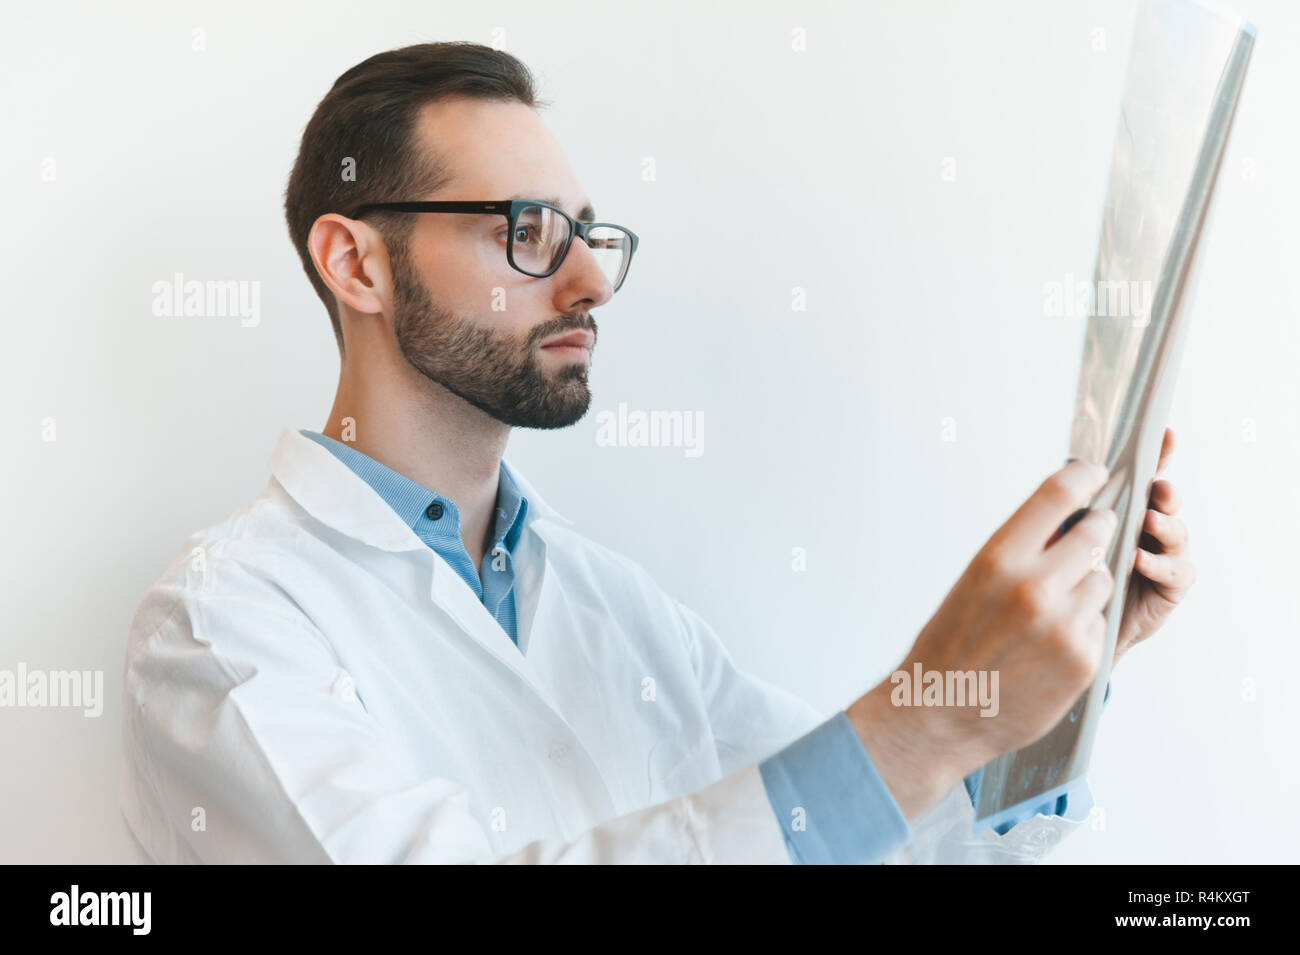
846, 458, 1118, 820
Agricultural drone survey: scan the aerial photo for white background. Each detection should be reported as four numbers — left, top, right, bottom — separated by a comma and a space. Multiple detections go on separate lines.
2, 0, 1296, 863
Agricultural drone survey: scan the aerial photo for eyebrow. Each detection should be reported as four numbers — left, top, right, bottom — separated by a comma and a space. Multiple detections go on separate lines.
508, 194, 596, 222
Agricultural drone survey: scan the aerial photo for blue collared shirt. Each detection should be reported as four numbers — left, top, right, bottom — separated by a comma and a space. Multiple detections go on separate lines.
302, 430, 529, 645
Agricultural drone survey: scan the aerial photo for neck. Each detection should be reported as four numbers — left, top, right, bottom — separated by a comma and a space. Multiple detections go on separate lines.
321, 336, 511, 570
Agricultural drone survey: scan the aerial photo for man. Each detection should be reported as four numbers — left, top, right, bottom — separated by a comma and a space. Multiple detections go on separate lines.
120, 41, 1195, 864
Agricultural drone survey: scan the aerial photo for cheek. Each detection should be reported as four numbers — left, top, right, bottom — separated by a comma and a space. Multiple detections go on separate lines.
464, 247, 544, 314
413, 228, 500, 283
491, 287, 553, 342
412, 231, 551, 334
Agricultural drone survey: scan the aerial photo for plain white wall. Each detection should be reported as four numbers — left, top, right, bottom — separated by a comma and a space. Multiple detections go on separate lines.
2, 0, 1296, 863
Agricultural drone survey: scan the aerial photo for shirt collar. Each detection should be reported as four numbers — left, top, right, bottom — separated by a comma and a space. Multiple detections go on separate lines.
267, 427, 571, 553
301, 429, 530, 553
301, 430, 450, 529
494, 457, 529, 551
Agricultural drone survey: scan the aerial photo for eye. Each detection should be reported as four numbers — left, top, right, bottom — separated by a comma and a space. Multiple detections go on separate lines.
513, 224, 539, 245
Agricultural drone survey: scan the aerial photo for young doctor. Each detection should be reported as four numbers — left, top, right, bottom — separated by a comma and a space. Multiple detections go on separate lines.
120, 42, 1195, 864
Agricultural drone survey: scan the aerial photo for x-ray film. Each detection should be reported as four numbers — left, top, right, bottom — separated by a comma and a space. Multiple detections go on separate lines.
973, 0, 1254, 831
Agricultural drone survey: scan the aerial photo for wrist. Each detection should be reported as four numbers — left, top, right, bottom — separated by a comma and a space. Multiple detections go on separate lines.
846, 680, 970, 821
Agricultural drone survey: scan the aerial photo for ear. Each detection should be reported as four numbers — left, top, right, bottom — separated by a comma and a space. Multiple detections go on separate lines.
307, 213, 391, 317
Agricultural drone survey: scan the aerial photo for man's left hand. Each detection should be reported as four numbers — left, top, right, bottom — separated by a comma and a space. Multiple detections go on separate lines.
1114, 427, 1196, 666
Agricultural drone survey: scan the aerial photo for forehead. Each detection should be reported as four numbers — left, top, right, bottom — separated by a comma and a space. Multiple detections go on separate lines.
414, 97, 594, 220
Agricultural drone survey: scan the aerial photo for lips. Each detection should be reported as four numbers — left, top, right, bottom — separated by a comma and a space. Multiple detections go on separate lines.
541, 330, 594, 351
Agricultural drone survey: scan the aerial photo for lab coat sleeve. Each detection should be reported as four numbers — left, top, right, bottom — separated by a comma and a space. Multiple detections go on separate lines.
667, 599, 1088, 864
121, 579, 798, 864
668, 599, 827, 775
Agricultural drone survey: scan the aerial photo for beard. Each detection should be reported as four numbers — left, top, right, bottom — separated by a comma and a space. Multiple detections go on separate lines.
390, 244, 596, 429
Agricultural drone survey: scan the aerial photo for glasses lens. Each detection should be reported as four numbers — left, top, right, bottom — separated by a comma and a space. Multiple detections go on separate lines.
511, 205, 633, 290
512, 205, 572, 276
585, 225, 631, 290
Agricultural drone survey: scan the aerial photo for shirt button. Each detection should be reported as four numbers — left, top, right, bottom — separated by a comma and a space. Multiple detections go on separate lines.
425, 501, 444, 520
547, 740, 570, 763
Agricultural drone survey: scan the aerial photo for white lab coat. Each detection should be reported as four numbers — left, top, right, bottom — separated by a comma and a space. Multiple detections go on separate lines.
119, 427, 1086, 864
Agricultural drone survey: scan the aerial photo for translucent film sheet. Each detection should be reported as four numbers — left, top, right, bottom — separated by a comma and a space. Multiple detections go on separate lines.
973, 0, 1255, 830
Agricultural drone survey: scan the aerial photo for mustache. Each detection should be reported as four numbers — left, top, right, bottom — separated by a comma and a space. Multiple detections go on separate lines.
531, 313, 597, 345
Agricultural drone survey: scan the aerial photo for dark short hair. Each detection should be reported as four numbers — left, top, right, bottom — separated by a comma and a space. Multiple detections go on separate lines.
283, 41, 545, 354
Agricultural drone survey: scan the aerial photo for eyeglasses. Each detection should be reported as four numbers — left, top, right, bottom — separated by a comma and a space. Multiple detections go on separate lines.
350, 200, 639, 293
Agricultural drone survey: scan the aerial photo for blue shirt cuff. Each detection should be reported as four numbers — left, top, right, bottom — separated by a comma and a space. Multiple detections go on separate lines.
758, 711, 912, 864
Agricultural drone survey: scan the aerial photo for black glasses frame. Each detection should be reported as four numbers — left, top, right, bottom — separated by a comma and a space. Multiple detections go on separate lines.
349, 199, 639, 292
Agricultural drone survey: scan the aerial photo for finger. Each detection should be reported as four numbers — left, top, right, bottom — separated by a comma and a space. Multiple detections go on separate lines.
1134, 549, 1197, 595
1149, 478, 1182, 516
1155, 427, 1175, 477
1142, 507, 1188, 556
1043, 507, 1118, 591
993, 459, 1109, 554
1058, 607, 1108, 670
1070, 564, 1116, 617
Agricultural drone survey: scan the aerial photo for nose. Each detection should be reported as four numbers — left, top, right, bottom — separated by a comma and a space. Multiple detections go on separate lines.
554, 237, 615, 310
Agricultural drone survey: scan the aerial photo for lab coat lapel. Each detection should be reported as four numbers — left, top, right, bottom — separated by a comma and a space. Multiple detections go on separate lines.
511, 517, 549, 657
268, 427, 575, 726
425, 543, 560, 712
425, 521, 613, 805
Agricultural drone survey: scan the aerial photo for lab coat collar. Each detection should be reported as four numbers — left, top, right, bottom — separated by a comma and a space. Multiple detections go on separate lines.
267, 426, 574, 553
